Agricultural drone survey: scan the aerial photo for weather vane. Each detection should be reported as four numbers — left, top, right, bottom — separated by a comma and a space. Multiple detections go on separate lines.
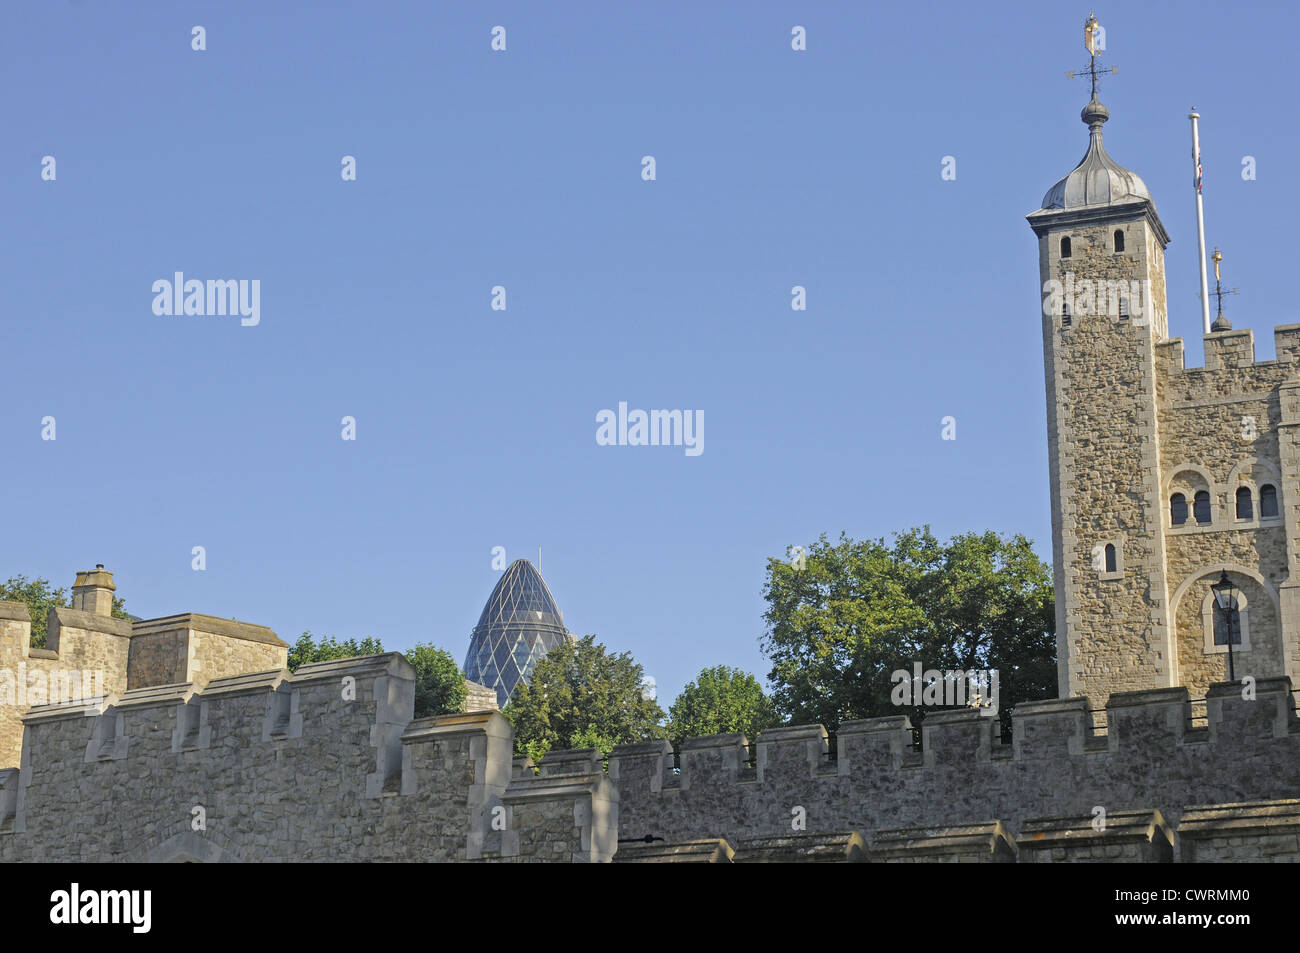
1207, 247, 1238, 331
1065, 13, 1117, 97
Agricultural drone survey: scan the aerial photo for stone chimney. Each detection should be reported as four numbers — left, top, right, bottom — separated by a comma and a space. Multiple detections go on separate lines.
71, 565, 115, 616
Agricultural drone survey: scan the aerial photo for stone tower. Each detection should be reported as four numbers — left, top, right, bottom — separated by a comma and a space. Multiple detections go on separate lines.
1029, 90, 1300, 705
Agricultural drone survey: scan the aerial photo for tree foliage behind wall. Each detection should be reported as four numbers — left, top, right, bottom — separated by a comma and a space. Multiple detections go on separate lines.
505, 634, 665, 762
761, 528, 1055, 733
667, 665, 778, 745
286, 631, 467, 718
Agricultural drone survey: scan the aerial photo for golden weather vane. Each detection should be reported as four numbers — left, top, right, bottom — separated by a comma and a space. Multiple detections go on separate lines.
1065, 12, 1117, 95
1207, 247, 1239, 331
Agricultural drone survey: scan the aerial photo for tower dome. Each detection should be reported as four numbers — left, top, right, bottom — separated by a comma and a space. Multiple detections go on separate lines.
463, 559, 570, 707
1039, 96, 1152, 210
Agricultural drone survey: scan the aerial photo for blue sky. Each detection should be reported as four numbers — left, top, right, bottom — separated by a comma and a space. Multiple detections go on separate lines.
5, 1, 1298, 708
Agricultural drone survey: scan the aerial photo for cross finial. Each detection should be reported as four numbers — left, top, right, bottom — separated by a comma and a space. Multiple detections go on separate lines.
1067, 11, 1117, 116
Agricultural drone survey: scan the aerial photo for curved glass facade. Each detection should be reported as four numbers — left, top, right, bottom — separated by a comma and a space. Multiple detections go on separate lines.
463, 559, 569, 707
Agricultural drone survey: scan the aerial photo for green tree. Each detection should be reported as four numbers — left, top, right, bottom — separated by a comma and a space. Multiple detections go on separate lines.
667, 665, 778, 744
505, 634, 665, 761
287, 631, 466, 718
406, 643, 467, 718
761, 528, 1054, 732
1, 574, 132, 649
287, 631, 386, 670
892, 527, 1056, 734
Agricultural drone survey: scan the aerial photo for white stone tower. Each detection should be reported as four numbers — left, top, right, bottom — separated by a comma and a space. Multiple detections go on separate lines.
1027, 90, 1173, 703
1029, 87, 1300, 705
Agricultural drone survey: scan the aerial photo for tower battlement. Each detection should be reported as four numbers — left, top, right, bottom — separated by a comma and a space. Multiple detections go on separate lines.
1156, 325, 1300, 383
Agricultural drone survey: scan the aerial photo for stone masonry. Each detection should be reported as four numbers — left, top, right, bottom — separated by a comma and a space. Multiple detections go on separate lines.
0, 568, 288, 769
2, 616, 1299, 861
1027, 94, 1300, 706
5, 91, 1300, 862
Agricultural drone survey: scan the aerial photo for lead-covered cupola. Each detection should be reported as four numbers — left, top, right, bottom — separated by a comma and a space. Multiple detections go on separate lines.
1027, 90, 1170, 250
1040, 96, 1153, 210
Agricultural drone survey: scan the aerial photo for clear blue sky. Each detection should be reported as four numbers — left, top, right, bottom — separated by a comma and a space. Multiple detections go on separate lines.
5, 2, 1298, 708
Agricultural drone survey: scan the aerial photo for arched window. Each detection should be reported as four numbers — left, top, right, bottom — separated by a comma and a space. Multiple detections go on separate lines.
1104, 543, 1117, 574
1194, 490, 1212, 525
1060, 236, 1072, 258
1213, 596, 1243, 647
1171, 493, 1188, 526
1062, 300, 1072, 328
1113, 229, 1125, 253
1236, 486, 1253, 520
1261, 484, 1279, 519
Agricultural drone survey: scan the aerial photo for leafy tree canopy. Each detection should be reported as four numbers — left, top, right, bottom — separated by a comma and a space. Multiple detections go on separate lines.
505, 634, 665, 762
287, 631, 385, 670
406, 642, 467, 719
287, 631, 466, 718
667, 665, 778, 745
761, 528, 1055, 732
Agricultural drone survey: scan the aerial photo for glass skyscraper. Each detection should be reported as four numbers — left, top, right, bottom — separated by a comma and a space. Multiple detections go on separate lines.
463, 559, 570, 707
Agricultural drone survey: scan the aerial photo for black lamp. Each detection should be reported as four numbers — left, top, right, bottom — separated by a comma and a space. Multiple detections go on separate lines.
1211, 570, 1239, 680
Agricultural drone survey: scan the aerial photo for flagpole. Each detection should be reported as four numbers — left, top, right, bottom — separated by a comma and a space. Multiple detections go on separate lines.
1190, 110, 1211, 335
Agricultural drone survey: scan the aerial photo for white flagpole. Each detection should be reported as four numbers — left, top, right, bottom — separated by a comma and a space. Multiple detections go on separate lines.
1190, 110, 1212, 334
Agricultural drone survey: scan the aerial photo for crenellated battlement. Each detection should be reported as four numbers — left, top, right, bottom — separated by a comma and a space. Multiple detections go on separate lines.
0, 572, 292, 771
0, 652, 615, 862
604, 679, 1300, 857
3, 653, 1300, 861
1155, 325, 1300, 397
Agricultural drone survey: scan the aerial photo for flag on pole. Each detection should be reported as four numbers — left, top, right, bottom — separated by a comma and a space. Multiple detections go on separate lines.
1195, 143, 1203, 193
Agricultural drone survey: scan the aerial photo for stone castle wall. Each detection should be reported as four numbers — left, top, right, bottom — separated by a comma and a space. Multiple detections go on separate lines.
1152, 331, 1300, 698
609, 679, 1300, 857
0, 604, 131, 769
0, 653, 612, 863
3, 651, 1299, 862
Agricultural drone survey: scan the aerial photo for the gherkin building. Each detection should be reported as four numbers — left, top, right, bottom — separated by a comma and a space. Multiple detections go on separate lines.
464, 559, 570, 707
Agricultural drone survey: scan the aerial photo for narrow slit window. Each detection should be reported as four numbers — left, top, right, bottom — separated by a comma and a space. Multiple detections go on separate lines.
1062, 301, 1072, 328
1113, 229, 1125, 252
1104, 543, 1117, 574
1060, 236, 1072, 258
